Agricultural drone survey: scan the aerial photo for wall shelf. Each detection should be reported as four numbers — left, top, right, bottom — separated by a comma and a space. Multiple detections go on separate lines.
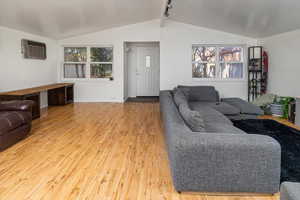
248, 46, 268, 101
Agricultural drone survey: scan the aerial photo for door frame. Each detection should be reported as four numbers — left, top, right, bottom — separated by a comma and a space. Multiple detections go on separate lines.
124, 42, 160, 101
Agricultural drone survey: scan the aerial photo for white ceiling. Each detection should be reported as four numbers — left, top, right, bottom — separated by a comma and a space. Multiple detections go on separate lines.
0, 0, 161, 39
1, 0, 300, 39
170, 0, 300, 38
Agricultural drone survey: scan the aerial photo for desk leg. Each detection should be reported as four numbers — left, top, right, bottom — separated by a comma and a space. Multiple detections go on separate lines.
66, 85, 74, 104
48, 87, 65, 106
24, 93, 41, 119
48, 86, 74, 106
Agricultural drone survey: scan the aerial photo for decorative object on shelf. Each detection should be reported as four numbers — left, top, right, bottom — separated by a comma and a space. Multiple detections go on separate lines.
252, 93, 276, 115
279, 96, 295, 120
248, 46, 268, 101
270, 103, 284, 117
270, 96, 295, 119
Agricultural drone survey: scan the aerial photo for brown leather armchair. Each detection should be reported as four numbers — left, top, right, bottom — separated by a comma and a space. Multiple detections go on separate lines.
0, 100, 33, 151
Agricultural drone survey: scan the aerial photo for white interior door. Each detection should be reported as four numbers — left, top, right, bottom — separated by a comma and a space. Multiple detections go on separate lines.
136, 46, 160, 96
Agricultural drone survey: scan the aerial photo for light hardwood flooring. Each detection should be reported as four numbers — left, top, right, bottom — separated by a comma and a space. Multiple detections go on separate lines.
0, 103, 281, 200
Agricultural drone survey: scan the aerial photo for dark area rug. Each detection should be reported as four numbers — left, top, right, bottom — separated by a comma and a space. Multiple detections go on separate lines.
126, 97, 159, 103
232, 119, 300, 183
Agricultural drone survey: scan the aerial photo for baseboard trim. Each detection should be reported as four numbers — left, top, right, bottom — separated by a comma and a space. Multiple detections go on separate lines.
180, 192, 279, 197
74, 99, 124, 103
40, 105, 48, 109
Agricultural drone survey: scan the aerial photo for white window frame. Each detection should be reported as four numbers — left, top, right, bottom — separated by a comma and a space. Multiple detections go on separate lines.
61, 45, 114, 81
192, 44, 247, 81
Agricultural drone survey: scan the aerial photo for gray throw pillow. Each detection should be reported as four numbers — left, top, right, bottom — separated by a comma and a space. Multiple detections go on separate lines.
179, 103, 205, 132
174, 89, 188, 107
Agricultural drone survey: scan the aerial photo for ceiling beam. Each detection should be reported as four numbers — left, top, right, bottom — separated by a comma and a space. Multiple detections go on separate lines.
160, 0, 169, 27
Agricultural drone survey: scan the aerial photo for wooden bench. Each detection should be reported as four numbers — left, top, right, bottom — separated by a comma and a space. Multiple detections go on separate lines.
0, 83, 74, 119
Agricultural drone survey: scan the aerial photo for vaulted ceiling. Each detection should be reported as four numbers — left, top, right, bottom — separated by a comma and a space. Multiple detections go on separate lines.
0, 0, 162, 39
0, 0, 300, 39
170, 0, 300, 38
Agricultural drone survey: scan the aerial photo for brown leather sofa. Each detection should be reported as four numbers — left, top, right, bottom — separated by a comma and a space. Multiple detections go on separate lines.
0, 100, 33, 151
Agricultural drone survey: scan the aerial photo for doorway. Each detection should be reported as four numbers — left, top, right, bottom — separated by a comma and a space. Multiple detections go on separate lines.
124, 42, 160, 100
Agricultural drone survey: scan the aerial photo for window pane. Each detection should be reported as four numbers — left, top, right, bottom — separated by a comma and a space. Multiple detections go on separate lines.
219, 47, 242, 62
221, 63, 243, 79
91, 64, 112, 78
64, 47, 87, 62
64, 63, 86, 78
90, 47, 113, 62
192, 46, 216, 63
146, 56, 151, 68
193, 63, 216, 78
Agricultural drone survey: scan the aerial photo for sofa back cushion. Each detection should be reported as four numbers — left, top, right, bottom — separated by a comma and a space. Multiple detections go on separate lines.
222, 98, 264, 115
178, 103, 205, 132
173, 89, 188, 107
178, 85, 219, 102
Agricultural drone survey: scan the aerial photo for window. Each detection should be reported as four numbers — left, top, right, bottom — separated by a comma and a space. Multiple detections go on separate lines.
145, 56, 151, 68
64, 47, 87, 78
63, 46, 113, 79
90, 47, 113, 78
192, 45, 244, 79
192, 46, 216, 78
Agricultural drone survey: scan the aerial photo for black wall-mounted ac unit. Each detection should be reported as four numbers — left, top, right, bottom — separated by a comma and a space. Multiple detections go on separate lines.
21, 39, 47, 60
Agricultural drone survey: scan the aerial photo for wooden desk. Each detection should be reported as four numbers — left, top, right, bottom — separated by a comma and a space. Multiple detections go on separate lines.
0, 83, 74, 119
260, 115, 300, 130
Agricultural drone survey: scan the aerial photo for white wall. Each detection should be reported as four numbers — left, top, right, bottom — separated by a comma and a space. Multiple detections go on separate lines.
59, 20, 160, 102
0, 26, 59, 107
59, 19, 257, 102
160, 21, 257, 99
261, 30, 300, 97
0, 26, 58, 92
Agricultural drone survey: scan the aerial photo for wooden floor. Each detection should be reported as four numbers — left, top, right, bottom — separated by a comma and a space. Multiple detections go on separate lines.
0, 103, 280, 200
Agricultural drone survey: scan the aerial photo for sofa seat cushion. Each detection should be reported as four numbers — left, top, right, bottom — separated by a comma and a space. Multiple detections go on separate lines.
189, 102, 233, 125
178, 85, 219, 102
195, 102, 241, 116
222, 98, 264, 115
205, 122, 246, 134
0, 111, 31, 135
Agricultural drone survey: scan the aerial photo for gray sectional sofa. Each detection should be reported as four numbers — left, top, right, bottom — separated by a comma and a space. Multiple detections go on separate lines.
281, 182, 300, 200
160, 86, 281, 194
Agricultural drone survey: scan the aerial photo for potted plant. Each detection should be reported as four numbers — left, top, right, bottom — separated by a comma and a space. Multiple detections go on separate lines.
279, 97, 294, 119
270, 96, 284, 117
270, 96, 294, 118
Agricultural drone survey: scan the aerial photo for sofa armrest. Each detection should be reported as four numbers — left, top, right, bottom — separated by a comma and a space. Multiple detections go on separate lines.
280, 182, 300, 200
222, 97, 264, 115
0, 100, 34, 112
170, 133, 281, 193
